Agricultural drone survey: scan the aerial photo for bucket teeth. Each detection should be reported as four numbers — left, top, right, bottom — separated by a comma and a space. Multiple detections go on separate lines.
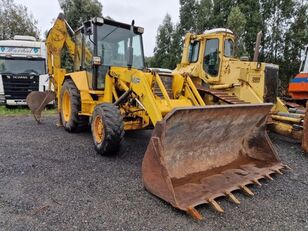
265, 174, 274, 181
275, 169, 283, 175
209, 199, 224, 213
252, 179, 262, 186
240, 185, 254, 196
187, 207, 203, 220
225, 192, 240, 204
284, 165, 292, 170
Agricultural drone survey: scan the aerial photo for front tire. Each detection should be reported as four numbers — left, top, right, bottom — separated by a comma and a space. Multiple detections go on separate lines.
91, 103, 124, 156
60, 79, 88, 132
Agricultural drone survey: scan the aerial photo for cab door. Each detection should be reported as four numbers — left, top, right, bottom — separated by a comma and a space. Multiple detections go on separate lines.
203, 38, 220, 78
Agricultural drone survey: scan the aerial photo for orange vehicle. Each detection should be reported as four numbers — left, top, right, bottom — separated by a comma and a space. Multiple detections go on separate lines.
288, 45, 308, 105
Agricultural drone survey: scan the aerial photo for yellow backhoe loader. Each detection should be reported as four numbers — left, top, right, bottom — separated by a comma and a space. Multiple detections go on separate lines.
27, 14, 290, 219
173, 29, 307, 152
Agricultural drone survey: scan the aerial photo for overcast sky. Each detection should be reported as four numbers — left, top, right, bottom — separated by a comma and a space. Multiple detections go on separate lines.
14, 0, 180, 56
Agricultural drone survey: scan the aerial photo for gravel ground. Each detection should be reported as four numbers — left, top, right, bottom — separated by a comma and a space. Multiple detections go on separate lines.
0, 115, 307, 231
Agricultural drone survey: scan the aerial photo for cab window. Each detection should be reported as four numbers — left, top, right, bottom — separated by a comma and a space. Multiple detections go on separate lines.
224, 39, 234, 57
84, 34, 95, 87
188, 41, 200, 63
204, 39, 219, 76
73, 31, 82, 71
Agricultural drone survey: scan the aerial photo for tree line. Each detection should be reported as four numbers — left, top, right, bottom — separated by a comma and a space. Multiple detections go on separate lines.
0, 0, 102, 71
149, 0, 308, 89
0, 0, 39, 40
0, 0, 102, 40
1, 0, 307, 88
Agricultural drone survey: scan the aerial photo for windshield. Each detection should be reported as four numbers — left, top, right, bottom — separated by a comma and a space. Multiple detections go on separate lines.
97, 24, 144, 69
0, 58, 46, 75
224, 39, 234, 57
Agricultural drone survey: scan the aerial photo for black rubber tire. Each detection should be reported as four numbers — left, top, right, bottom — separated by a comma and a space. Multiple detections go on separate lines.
91, 103, 124, 156
60, 79, 88, 132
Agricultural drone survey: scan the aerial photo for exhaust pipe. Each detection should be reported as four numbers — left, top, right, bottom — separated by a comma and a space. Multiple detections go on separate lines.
253, 31, 263, 62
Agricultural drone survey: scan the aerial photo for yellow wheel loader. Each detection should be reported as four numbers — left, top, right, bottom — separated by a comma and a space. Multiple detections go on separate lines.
173, 29, 307, 151
27, 14, 290, 219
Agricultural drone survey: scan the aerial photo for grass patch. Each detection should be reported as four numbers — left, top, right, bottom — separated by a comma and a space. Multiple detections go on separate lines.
0, 105, 56, 116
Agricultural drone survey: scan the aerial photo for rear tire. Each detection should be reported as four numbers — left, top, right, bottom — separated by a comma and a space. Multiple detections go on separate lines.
60, 79, 88, 132
91, 103, 124, 156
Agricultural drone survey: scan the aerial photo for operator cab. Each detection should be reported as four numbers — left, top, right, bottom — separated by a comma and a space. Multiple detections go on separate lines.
186, 28, 235, 81
74, 17, 145, 90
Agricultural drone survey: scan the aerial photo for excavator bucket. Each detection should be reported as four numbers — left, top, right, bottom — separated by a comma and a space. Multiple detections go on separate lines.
142, 104, 289, 220
26, 91, 55, 123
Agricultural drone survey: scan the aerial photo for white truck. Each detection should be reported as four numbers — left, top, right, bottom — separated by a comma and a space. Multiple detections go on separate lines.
0, 35, 49, 106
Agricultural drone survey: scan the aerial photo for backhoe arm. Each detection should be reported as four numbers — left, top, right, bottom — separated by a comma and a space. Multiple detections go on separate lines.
46, 13, 76, 76
27, 13, 77, 122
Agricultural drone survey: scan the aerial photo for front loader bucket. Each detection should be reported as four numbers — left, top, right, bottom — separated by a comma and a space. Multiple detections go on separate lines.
142, 104, 289, 220
26, 91, 55, 123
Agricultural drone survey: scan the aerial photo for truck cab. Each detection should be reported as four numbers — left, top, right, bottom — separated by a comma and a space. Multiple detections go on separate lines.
0, 35, 48, 106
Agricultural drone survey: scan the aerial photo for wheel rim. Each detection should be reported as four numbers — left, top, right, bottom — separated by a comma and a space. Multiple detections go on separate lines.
93, 115, 104, 143
62, 90, 71, 122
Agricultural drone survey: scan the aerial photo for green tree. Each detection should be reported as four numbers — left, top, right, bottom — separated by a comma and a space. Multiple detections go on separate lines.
179, 0, 198, 34
237, 0, 263, 59
58, 0, 102, 30
58, 0, 103, 70
151, 0, 307, 93
170, 24, 183, 67
144, 56, 154, 67
170, 0, 200, 68
195, 0, 213, 33
281, 1, 308, 89
259, 0, 297, 91
151, 14, 176, 69
227, 6, 247, 56
211, 0, 234, 28
197, 0, 262, 58
0, 0, 39, 40
260, 0, 294, 62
